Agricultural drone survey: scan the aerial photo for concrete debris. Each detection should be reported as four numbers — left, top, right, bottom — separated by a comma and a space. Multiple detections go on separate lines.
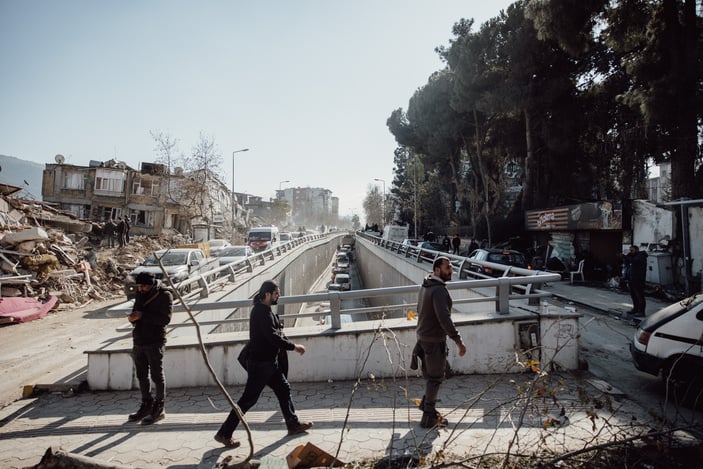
0, 195, 185, 315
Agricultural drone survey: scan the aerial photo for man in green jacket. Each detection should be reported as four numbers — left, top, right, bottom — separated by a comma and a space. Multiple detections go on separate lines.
416, 256, 466, 428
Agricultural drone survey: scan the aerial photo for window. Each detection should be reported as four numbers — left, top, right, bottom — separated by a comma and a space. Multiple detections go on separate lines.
62, 172, 86, 190
94, 169, 125, 194
132, 177, 160, 196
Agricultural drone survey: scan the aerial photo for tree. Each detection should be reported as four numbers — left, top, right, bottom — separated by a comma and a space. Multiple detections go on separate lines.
363, 184, 383, 227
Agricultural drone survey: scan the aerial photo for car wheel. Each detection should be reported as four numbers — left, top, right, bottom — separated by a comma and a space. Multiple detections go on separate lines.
179, 283, 192, 296
661, 355, 703, 409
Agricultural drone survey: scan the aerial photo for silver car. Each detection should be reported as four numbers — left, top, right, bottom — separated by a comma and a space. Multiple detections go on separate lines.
217, 245, 254, 267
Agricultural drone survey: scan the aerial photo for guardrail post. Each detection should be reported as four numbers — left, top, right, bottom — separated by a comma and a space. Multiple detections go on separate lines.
227, 265, 237, 282
198, 276, 210, 299
496, 277, 510, 314
329, 291, 342, 329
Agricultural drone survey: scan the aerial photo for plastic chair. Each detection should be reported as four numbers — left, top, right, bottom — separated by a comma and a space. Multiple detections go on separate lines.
570, 260, 585, 284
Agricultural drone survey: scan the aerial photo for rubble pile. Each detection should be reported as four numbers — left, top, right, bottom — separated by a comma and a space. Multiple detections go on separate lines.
0, 196, 187, 311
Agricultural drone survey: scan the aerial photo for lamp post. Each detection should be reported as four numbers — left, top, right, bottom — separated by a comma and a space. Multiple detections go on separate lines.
231, 148, 250, 242
374, 177, 386, 226
279, 180, 290, 192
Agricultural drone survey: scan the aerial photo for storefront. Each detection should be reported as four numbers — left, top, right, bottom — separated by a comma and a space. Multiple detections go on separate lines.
525, 201, 624, 280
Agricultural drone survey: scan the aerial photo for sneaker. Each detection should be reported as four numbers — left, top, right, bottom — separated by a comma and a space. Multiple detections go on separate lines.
214, 433, 241, 448
287, 421, 313, 435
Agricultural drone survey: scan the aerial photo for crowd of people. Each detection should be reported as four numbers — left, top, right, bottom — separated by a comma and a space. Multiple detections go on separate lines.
100, 216, 131, 248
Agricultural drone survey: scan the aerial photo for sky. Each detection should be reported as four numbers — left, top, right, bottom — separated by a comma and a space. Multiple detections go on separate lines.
1, 0, 514, 219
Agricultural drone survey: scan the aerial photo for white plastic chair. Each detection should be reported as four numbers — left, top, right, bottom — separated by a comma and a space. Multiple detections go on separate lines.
570, 259, 585, 284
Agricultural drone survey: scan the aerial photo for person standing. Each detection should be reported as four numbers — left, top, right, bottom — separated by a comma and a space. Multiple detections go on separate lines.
451, 234, 461, 255
623, 245, 648, 317
468, 238, 480, 254
116, 217, 126, 247
127, 272, 173, 424
214, 280, 313, 447
416, 256, 466, 428
104, 218, 116, 248
124, 216, 131, 245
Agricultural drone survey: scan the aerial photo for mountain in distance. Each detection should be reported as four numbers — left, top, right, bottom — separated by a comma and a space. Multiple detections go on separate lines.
0, 154, 45, 201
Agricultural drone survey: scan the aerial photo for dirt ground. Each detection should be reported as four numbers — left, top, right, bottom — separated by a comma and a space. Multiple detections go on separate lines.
0, 296, 129, 409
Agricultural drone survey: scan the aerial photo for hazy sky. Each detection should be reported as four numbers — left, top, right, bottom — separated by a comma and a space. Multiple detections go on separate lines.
1, 0, 514, 218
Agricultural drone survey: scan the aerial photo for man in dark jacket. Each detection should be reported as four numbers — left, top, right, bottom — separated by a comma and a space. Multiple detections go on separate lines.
416, 256, 466, 428
623, 245, 648, 317
127, 272, 173, 424
214, 280, 313, 447
104, 218, 116, 248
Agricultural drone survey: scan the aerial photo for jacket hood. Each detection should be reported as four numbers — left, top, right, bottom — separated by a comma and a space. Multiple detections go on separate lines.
422, 273, 446, 288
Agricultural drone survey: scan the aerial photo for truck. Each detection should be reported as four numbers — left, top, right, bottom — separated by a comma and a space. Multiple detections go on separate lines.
124, 248, 219, 298
382, 225, 409, 244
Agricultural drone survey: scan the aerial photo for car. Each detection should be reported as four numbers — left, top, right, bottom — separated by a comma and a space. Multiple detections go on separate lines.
630, 293, 703, 389
280, 232, 292, 243
216, 245, 254, 267
415, 241, 446, 257
124, 248, 218, 298
333, 252, 351, 274
207, 239, 231, 257
333, 273, 351, 291
465, 248, 528, 277
402, 238, 420, 247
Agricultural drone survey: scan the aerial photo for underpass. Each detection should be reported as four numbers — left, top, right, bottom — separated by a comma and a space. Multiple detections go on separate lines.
87, 232, 577, 391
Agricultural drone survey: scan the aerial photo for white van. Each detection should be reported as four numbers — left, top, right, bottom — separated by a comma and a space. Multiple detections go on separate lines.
247, 226, 280, 252
630, 293, 703, 386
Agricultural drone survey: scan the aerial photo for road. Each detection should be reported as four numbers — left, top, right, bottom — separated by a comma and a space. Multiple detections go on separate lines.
0, 297, 127, 409
546, 296, 703, 430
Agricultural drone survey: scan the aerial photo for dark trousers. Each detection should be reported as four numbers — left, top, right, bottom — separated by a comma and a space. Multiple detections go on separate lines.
218, 359, 298, 438
132, 344, 165, 401
106, 234, 115, 248
418, 340, 447, 412
629, 278, 646, 315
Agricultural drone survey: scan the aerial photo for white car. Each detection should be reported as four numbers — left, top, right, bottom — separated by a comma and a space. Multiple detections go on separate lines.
207, 239, 231, 257
630, 293, 703, 388
217, 245, 254, 267
334, 273, 351, 291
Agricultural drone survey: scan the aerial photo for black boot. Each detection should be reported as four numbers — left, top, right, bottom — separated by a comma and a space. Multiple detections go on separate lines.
128, 398, 153, 422
287, 420, 313, 435
142, 399, 164, 425
420, 410, 448, 429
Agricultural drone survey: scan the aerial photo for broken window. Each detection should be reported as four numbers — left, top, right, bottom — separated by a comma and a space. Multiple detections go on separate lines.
62, 172, 86, 190
132, 177, 160, 196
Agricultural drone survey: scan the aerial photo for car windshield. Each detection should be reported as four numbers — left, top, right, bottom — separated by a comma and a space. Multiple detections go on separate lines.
248, 232, 271, 241
220, 247, 248, 257
143, 252, 187, 266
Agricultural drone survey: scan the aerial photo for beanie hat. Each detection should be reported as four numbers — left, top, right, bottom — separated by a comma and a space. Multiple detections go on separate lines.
135, 272, 155, 285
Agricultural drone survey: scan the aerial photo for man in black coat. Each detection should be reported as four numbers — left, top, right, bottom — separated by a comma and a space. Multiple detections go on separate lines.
624, 245, 648, 317
214, 280, 313, 447
127, 272, 173, 424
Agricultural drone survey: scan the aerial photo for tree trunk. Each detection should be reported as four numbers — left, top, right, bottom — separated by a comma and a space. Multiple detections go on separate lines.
522, 108, 537, 210
473, 109, 492, 245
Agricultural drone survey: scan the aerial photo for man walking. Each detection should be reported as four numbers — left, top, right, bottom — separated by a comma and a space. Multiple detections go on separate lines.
214, 280, 313, 447
127, 272, 173, 424
624, 245, 648, 317
416, 256, 466, 428
116, 217, 126, 247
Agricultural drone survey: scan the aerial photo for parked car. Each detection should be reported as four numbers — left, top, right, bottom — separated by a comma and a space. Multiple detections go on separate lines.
280, 232, 292, 243
216, 245, 254, 267
416, 241, 446, 252
630, 294, 703, 389
402, 238, 420, 247
207, 239, 231, 257
124, 248, 218, 298
465, 248, 528, 277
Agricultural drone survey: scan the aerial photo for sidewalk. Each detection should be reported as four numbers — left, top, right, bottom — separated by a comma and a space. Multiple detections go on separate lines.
543, 280, 673, 318
0, 282, 679, 469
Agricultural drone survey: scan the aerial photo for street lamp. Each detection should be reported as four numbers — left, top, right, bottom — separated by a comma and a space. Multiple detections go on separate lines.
374, 178, 386, 226
279, 180, 290, 192
231, 148, 250, 241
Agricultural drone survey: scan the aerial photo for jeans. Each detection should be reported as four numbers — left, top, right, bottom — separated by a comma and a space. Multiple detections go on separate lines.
418, 340, 448, 412
629, 278, 646, 315
132, 344, 166, 401
218, 359, 298, 438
